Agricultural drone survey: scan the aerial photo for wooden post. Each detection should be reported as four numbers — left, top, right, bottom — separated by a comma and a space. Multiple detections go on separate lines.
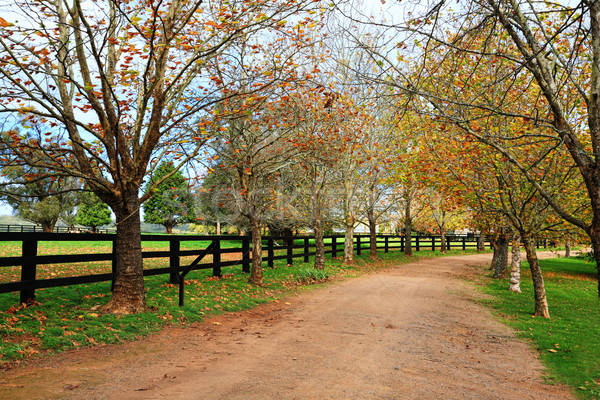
462, 237, 466, 251
20, 239, 38, 305
356, 235, 361, 256
331, 236, 337, 258
415, 236, 420, 252
111, 237, 117, 292
447, 236, 451, 251
384, 236, 389, 253
212, 239, 221, 277
304, 237, 310, 263
242, 236, 250, 273
268, 238, 274, 269
400, 235, 404, 252
169, 240, 180, 284
431, 236, 435, 251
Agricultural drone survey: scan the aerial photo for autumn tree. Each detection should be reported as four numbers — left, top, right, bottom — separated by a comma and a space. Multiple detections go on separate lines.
0, 0, 326, 312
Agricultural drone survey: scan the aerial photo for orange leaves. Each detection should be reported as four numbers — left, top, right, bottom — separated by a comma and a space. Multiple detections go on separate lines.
0, 17, 11, 28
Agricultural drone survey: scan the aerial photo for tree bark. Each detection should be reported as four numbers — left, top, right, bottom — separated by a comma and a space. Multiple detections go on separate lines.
489, 236, 498, 270
103, 189, 146, 314
343, 220, 355, 264
509, 236, 521, 293
477, 234, 485, 252
248, 214, 263, 285
564, 240, 571, 258
343, 178, 355, 264
440, 227, 447, 253
165, 224, 173, 234
493, 233, 509, 279
216, 219, 221, 236
404, 198, 413, 256
522, 235, 550, 318
368, 208, 378, 259
312, 182, 325, 270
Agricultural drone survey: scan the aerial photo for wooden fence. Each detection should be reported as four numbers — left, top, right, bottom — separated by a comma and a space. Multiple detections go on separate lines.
0, 224, 115, 234
0, 232, 488, 306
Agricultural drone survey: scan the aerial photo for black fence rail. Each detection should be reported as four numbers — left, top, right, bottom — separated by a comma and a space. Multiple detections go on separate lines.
0, 224, 115, 234
0, 233, 489, 307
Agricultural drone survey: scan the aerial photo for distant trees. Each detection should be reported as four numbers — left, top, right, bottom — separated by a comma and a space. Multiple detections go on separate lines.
76, 192, 112, 233
143, 162, 195, 234
0, 162, 79, 232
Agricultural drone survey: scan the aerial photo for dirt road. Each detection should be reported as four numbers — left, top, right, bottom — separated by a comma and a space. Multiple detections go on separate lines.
0, 253, 573, 399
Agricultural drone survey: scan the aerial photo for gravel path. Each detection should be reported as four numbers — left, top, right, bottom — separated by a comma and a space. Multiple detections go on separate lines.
0, 253, 573, 399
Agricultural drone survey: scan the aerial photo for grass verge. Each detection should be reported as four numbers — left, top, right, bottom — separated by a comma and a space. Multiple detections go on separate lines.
480, 256, 600, 399
0, 248, 478, 367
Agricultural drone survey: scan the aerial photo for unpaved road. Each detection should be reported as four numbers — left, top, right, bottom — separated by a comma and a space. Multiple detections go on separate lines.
0, 253, 573, 399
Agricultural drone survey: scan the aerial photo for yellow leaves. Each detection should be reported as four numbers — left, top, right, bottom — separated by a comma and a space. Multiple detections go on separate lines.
0, 17, 12, 27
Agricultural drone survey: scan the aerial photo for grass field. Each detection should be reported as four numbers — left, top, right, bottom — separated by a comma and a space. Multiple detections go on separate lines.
0, 245, 479, 365
481, 256, 600, 399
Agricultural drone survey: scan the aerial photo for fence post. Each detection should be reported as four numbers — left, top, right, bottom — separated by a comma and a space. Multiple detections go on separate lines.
431, 236, 435, 251
400, 235, 404, 252
462, 237, 466, 251
169, 240, 179, 284
447, 236, 451, 251
287, 237, 293, 265
111, 237, 117, 292
242, 236, 250, 273
268, 237, 274, 269
304, 237, 310, 263
415, 236, 420, 252
384, 236, 389, 253
212, 239, 221, 277
331, 236, 337, 258
20, 239, 38, 305
356, 236, 361, 256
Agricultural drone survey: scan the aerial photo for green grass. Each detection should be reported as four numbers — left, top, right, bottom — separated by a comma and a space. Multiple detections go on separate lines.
0, 246, 480, 365
480, 257, 600, 399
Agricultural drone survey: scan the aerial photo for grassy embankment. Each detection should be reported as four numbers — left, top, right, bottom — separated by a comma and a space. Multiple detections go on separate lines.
481, 256, 600, 399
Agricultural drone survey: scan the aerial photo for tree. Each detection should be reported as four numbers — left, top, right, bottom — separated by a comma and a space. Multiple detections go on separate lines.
0, 0, 325, 312
0, 160, 79, 232
144, 162, 195, 234
76, 191, 112, 233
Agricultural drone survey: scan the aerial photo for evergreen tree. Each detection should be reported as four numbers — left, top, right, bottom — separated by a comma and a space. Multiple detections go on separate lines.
76, 192, 112, 233
143, 162, 196, 233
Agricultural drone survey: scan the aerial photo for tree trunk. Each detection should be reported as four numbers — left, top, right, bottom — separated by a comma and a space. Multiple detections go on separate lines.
404, 223, 413, 256
564, 240, 571, 257
509, 236, 521, 293
489, 237, 498, 270
440, 227, 447, 253
165, 224, 173, 234
312, 183, 325, 270
493, 233, 509, 279
41, 221, 55, 233
590, 225, 600, 296
216, 219, 221, 236
343, 220, 355, 264
103, 189, 146, 314
343, 178, 355, 264
368, 208, 378, 259
522, 235, 550, 318
248, 215, 263, 285
477, 234, 485, 252
404, 199, 413, 256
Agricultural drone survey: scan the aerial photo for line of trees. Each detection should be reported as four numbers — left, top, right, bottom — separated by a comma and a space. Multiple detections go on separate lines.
0, 0, 591, 317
